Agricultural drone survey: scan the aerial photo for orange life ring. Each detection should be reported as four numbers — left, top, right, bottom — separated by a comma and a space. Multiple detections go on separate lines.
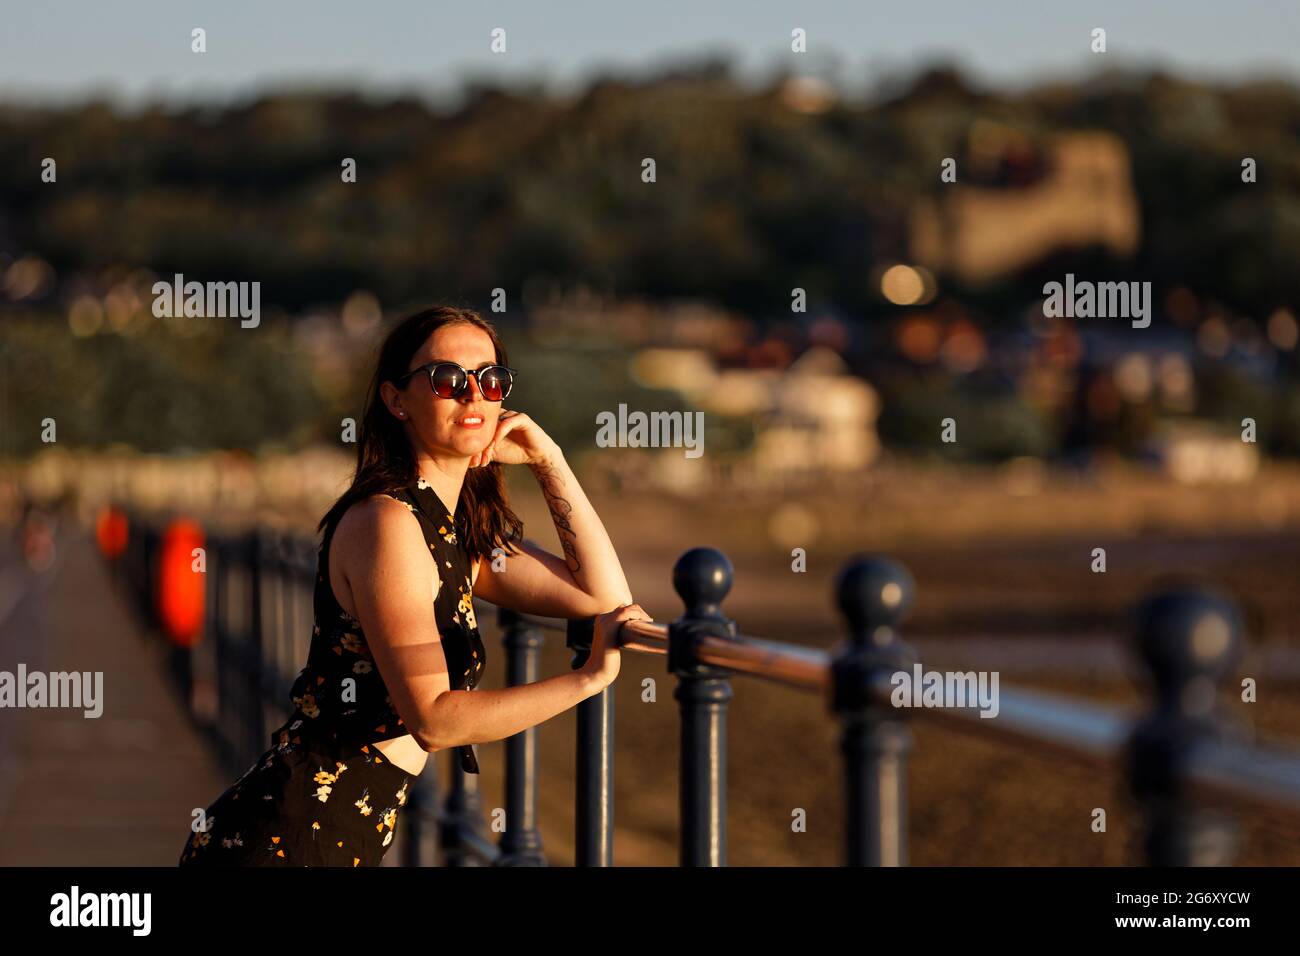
156, 519, 206, 647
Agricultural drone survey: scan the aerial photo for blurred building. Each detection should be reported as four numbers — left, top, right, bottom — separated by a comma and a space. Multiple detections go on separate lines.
1148, 421, 1260, 485
910, 130, 1141, 282
752, 345, 880, 475
627, 343, 880, 493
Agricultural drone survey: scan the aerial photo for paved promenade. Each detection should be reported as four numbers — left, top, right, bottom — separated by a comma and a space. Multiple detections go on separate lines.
0, 530, 227, 865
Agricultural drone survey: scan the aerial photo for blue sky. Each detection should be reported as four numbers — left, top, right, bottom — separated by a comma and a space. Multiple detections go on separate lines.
3, 0, 1298, 107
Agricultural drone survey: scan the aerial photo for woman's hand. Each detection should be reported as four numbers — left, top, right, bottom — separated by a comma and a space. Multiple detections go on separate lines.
581, 603, 652, 691
470, 410, 558, 468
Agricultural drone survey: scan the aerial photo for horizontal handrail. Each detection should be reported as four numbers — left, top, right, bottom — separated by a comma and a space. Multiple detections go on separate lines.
905, 682, 1128, 765
487, 613, 828, 685
882, 681, 1300, 822
1181, 737, 1300, 818
686, 630, 829, 689
614, 618, 669, 655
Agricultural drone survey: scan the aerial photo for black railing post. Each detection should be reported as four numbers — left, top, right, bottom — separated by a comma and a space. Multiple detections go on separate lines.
439, 763, 494, 866
568, 615, 611, 866
190, 527, 220, 729
247, 531, 267, 761
167, 529, 196, 713
668, 547, 738, 867
831, 556, 917, 866
1126, 588, 1244, 865
261, 533, 284, 706
212, 535, 239, 775
141, 521, 161, 626
497, 606, 548, 866
235, 538, 251, 768
401, 765, 442, 867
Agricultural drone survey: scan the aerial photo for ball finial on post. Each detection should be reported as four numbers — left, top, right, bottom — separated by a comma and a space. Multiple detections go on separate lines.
1133, 588, 1242, 714
835, 555, 915, 644
672, 547, 734, 623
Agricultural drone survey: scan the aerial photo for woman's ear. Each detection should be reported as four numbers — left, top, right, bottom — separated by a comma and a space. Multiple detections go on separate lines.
379, 381, 407, 420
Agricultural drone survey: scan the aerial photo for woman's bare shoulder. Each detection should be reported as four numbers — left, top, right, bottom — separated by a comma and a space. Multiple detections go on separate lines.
333, 493, 426, 559
328, 494, 443, 627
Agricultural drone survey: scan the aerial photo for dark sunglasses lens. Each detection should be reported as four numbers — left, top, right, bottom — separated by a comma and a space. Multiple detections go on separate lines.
430, 363, 467, 398
479, 367, 511, 401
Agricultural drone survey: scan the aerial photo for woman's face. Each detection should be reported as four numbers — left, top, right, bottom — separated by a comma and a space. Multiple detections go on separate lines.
384, 322, 501, 461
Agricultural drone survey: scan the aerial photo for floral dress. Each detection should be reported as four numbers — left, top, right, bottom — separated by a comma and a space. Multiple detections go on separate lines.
177, 478, 487, 866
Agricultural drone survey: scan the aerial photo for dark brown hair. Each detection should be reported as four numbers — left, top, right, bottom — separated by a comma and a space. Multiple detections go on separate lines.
317, 305, 524, 561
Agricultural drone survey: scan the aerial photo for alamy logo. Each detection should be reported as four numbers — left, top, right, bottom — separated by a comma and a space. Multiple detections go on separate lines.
0, 664, 103, 717
50, 886, 151, 936
1042, 273, 1151, 328
595, 403, 705, 459
890, 664, 1000, 718
152, 272, 261, 328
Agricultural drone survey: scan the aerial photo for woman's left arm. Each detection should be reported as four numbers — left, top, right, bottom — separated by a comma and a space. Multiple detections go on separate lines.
471, 411, 634, 618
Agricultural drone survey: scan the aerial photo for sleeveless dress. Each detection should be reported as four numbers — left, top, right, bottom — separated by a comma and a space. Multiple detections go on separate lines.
177, 478, 487, 866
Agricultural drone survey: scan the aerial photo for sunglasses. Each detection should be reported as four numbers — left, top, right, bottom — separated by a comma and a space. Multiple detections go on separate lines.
395, 361, 516, 402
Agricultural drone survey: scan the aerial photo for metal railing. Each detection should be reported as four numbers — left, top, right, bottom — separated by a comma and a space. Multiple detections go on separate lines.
116, 518, 1300, 867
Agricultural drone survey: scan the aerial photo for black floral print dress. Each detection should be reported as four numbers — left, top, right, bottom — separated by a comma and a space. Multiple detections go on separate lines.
177, 478, 487, 866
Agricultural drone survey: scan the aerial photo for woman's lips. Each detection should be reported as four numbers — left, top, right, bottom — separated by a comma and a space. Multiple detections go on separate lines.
455, 415, 485, 429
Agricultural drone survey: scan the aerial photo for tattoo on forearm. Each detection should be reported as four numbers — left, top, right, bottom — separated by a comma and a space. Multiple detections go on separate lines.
532, 461, 581, 572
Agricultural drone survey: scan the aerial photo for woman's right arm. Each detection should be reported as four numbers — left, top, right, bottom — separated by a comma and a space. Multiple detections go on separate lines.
334, 495, 624, 753
432, 600, 645, 748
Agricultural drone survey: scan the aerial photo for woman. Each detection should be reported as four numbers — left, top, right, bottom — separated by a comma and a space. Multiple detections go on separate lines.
178, 305, 650, 866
